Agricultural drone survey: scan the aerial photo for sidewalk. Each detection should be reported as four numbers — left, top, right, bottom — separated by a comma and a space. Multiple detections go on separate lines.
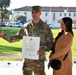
0, 61, 76, 75
0, 54, 21, 58
0, 54, 76, 75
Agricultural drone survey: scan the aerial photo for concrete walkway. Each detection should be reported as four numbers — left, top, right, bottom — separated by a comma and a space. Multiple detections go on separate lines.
0, 61, 76, 75
0, 54, 21, 58
0, 54, 76, 75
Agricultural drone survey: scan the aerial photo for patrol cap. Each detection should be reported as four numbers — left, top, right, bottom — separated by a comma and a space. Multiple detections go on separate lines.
32, 6, 41, 12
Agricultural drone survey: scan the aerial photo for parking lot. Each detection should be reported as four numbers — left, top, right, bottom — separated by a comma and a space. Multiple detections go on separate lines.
0, 61, 76, 75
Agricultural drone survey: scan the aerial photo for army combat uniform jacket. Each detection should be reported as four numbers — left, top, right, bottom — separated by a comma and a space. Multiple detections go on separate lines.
3, 19, 54, 75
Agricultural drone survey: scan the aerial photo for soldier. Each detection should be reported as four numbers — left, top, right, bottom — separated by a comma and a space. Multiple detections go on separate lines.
0, 6, 54, 75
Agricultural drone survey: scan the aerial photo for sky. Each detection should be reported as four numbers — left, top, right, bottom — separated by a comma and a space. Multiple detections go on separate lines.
8, 0, 76, 10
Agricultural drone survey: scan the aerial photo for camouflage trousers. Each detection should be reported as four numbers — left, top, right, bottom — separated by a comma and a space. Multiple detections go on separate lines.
22, 59, 46, 75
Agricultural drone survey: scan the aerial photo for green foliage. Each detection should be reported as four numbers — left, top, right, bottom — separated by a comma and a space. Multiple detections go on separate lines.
0, 0, 10, 21
17, 15, 26, 22
13, 14, 26, 22
0, 9, 9, 19
0, 0, 10, 7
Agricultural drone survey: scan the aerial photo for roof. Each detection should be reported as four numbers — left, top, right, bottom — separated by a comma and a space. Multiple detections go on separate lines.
14, 6, 50, 12
13, 6, 76, 12
51, 7, 76, 12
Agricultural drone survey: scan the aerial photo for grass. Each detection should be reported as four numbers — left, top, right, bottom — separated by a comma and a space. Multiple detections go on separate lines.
0, 57, 22, 61
0, 27, 20, 35
0, 27, 22, 54
0, 39, 22, 54
0, 27, 22, 60
0, 27, 76, 61
72, 29, 76, 56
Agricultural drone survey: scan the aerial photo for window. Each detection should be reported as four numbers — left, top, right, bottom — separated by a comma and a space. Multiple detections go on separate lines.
53, 13, 55, 21
45, 13, 48, 16
24, 12, 26, 15
69, 13, 71, 16
60, 13, 62, 16
17, 12, 19, 13
64, 13, 66, 16
74, 13, 76, 17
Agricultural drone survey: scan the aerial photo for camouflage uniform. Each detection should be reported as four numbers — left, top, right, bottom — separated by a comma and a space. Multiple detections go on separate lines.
3, 19, 54, 75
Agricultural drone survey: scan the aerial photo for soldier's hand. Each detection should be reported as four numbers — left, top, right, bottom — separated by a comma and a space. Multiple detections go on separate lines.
37, 48, 43, 55
0, 31, 5, 38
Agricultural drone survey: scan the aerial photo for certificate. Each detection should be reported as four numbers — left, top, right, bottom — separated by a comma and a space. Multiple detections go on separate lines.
22, 36, 40, 60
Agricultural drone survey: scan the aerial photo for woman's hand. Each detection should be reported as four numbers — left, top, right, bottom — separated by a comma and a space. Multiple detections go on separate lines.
49, 51, 53, 58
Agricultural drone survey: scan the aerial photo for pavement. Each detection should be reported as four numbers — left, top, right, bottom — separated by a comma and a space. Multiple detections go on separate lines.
0, 54, 76, 75
0, 54, 21, 58
0, 61, 76, 75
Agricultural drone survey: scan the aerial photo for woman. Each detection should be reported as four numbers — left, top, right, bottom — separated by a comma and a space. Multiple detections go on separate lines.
49, 17, 74, 75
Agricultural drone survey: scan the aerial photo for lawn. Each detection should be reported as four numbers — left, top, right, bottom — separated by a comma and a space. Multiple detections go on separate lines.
0, 27, 76, 60
0, 27, 22, 54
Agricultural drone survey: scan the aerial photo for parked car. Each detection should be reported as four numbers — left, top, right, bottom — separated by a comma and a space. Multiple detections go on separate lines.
50, 23, 60, 28
0, 22, 6, 27
8, 22, 23, 27
48, 24, 52, 28
72, 24, 76, 29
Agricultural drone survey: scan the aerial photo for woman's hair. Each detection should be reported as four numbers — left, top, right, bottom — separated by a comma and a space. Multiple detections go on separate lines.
55, 17, 74, 43
62, 17, 74, 36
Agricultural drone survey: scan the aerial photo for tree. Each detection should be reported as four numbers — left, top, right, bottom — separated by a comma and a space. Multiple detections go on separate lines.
14, 15, 26, 24
0, 0, 10, 22
17, 15, 26, 24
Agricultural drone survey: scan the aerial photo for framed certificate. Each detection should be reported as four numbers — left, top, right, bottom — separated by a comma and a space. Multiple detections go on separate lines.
22, 36, 40, 60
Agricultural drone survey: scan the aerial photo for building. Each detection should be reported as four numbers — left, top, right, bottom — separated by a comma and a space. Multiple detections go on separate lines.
12, 6, 76, 24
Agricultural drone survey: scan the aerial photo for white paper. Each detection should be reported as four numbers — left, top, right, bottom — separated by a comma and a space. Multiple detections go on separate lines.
22, 36, 40, 60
